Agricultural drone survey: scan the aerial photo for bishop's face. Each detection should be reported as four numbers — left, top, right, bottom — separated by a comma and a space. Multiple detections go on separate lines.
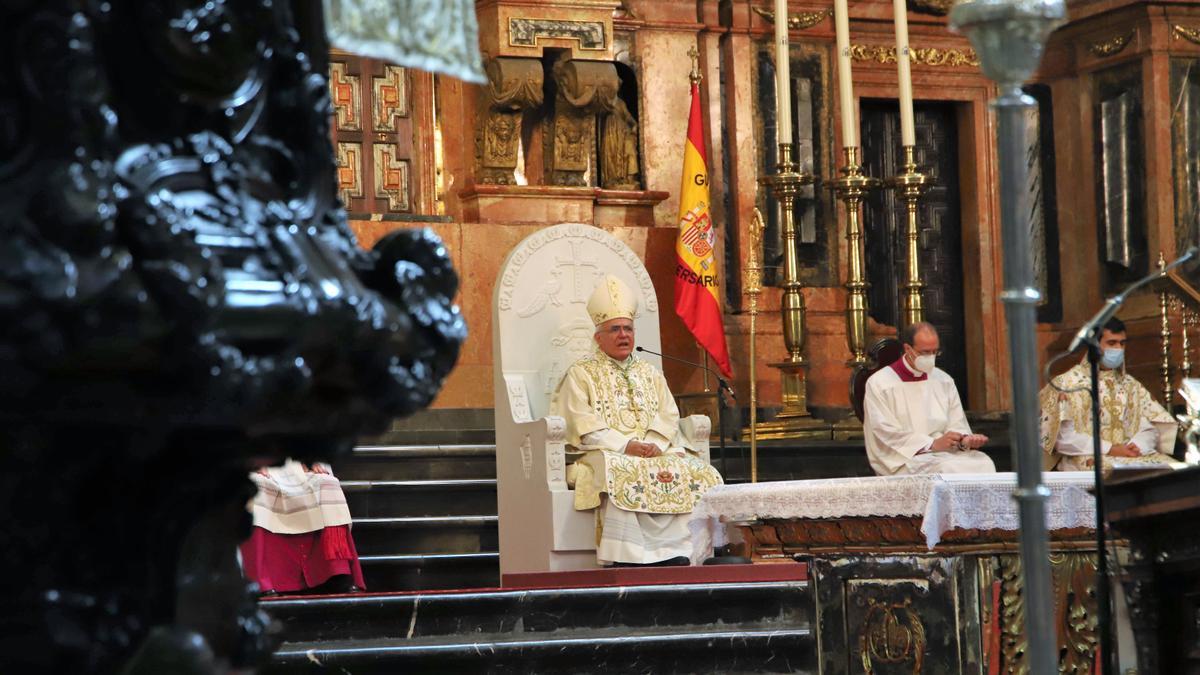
595, 318, 635, 361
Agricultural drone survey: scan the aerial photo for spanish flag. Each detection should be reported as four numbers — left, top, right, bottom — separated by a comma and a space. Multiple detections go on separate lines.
674, 81, 732, 378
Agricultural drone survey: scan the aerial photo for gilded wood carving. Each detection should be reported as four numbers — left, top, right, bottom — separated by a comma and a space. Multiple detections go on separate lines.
997, 553, 1099, 674
751, 6, 832, 30
1174, 24, 1200, 45
1089, 32, 1134, 58
850, 44, 981, 67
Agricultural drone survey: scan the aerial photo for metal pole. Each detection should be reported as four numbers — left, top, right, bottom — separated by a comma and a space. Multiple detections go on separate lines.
949, 3, 1064, 670
996, 87, 1056, 675
1088, 343, 1115, 675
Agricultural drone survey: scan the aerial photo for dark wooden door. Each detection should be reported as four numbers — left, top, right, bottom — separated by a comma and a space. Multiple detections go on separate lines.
860, 100, 968, 399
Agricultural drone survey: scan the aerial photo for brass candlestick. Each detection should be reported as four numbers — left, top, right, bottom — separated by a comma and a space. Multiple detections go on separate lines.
744, 209, 765, 482
756, 143, 828, 439
830, 146, 880, 367
887, 145, 931, 329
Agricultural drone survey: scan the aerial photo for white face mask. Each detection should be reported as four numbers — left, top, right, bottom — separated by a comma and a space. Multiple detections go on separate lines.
912, 354, 936, 374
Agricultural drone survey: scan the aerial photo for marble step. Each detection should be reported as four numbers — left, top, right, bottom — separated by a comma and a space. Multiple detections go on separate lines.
262, 579, 812, 645
265, 624, 814, 674
336, 444, 496, 481
340, 478, 497, 518
359, 552, 500, 592
350, 515, 498, 557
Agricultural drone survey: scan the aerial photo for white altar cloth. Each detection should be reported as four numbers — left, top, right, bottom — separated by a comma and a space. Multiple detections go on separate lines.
688, 472, 1097, 564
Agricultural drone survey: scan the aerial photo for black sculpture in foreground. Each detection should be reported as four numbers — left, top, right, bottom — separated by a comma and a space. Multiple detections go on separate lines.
0, 1, 465, 672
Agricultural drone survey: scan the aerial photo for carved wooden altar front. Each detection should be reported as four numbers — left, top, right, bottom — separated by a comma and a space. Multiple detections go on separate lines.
691, 475, 1110, 674
740, 517, 1101, 675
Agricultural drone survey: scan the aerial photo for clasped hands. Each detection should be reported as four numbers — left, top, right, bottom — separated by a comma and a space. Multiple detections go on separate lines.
624, 440, 663, 458
1107, 442, 1141, 458
930, 431, 989, 452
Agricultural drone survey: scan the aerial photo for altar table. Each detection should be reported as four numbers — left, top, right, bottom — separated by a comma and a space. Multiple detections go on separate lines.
689, 473, 1121, 675
689, 472, 1098, 563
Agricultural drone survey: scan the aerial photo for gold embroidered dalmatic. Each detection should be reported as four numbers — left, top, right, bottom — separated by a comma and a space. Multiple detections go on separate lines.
1038, 360, 1177, 471
551, 348, 722, 514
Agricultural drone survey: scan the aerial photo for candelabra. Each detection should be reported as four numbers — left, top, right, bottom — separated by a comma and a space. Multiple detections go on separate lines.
831, 147, 881, 366
887, 145, 931, 329
744, 209, 765, 481
756, 143, 828, 439
950, 0, 1066, 672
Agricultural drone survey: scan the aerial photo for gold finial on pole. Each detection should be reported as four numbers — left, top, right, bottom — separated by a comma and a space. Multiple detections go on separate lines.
688, 46, 702, 85
744, 209, 765, 482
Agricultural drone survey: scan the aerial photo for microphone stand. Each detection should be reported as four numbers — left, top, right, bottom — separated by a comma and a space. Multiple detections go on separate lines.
636, 346, 734, 478
1068, 245, 1195, 675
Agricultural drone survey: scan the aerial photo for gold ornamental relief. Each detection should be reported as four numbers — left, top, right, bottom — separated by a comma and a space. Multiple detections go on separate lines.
850, 44, 980, 67
1088, 31, 1133, 58
751, 6, 832, 30
998, 552, 1100, 674
859, 597, 926, 674
1174, 24, 1200, 45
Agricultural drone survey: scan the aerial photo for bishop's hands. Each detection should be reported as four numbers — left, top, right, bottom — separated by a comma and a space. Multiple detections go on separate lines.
1107, 442, 1141, 458
624, 440, 663, 458
930, 431, 989, 452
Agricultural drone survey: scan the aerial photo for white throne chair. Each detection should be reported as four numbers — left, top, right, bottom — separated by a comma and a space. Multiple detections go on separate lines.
493, 223, 712, 577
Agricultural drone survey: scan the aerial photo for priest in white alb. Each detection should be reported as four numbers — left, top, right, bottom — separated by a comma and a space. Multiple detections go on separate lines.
1039, 317, 1176, 471
862, 322, 996, 475
551, 275, 722, 566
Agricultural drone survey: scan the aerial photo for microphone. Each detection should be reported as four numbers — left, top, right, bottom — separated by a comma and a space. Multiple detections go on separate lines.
1067, 245, 1198, 353
635, 346, 736, 402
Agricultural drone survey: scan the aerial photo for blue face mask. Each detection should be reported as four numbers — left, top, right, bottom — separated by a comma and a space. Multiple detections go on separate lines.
1101, 348, 1124, 370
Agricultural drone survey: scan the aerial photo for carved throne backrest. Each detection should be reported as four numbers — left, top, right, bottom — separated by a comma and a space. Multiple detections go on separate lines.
494, 223, 662, 421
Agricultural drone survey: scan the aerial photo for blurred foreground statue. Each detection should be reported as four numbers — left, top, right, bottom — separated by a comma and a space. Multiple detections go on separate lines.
0, 1, 466, 672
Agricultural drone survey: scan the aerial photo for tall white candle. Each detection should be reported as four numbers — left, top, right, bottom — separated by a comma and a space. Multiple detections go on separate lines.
774, 0, 793, 146
832, 0, 857, 149
892, 0, 916, 146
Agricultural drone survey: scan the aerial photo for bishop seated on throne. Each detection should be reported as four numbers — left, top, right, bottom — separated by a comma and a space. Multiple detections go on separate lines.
552, 275, 722, 567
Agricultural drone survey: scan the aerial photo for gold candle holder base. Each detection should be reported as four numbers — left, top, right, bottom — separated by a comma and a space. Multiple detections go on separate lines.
831, 414, 865, 441
886, 145, 932, 329
750, 359, 831, 440
829, 146, 880, 368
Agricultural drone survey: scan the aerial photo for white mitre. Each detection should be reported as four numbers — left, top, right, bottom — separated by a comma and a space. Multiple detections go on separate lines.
586, 274, 638, 327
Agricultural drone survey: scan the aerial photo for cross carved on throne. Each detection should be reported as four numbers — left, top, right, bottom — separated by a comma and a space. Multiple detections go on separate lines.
555, 241, 601, 303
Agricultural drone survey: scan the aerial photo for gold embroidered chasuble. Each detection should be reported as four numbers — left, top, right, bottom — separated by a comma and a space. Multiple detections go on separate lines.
1038, 360, 1176, 471
551, 349, 722, 514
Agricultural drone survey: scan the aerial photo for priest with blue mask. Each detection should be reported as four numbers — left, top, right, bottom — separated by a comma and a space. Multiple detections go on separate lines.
1039, 317, 1176, 471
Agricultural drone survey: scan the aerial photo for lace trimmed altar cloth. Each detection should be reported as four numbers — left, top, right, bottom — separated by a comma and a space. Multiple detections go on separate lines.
688, 472, 1097, 564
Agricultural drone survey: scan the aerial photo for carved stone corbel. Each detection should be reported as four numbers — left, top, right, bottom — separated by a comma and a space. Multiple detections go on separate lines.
476, 57, 543, 184
546, 56, 619, 186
